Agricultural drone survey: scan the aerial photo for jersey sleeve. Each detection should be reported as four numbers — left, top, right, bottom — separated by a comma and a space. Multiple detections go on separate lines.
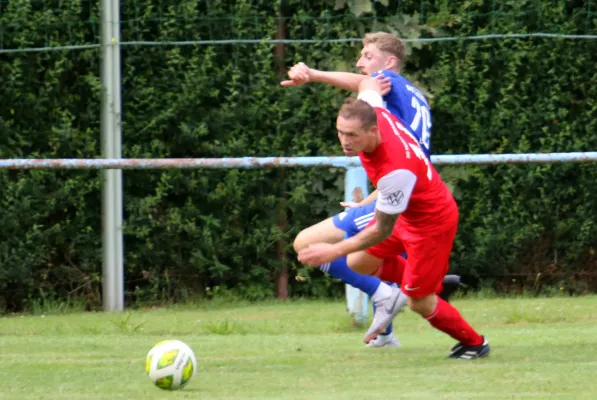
375, 169, 417, 215
357, 90, 385, 109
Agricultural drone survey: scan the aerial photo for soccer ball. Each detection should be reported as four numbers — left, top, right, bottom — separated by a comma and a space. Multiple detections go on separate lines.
145, 339, 197, 390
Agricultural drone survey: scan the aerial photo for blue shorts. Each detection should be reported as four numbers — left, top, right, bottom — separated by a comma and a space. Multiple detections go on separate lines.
332, 201, 377, 238
332, 200, 407, 259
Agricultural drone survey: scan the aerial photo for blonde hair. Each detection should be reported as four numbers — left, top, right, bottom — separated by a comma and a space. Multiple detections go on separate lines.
363, 32, 406, 70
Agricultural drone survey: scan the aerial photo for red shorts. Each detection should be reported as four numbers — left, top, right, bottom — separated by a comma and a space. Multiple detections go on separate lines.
365, 220, 458, 299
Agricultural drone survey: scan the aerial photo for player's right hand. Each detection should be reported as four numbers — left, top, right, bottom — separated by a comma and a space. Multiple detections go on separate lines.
280, 62, 311, 87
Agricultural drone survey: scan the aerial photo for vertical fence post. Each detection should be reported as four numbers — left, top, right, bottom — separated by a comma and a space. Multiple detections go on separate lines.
343, 167, 369, 325
100, 0, 124, 311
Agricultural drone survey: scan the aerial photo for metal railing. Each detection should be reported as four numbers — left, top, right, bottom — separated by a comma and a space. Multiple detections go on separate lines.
3, 151, 597, 321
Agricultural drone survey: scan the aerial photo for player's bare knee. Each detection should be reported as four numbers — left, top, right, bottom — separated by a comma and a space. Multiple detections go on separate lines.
407, 295, 436, 316
347, 252, 382, 275
293, 218, 345, 253
346, 259, 374, 275
407, 297, 425, 315
293, 231, 309, 253
346, 254, 365, 273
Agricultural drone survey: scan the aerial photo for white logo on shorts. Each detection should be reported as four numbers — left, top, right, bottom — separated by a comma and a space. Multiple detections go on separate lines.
338, 212, 347, 221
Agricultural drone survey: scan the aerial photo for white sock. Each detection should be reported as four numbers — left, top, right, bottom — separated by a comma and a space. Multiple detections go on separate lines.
371, 282, 393, 302
377, 333, 393, 341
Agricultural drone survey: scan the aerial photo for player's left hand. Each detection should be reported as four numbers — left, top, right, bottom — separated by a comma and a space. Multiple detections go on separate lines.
297, 243, 342, 266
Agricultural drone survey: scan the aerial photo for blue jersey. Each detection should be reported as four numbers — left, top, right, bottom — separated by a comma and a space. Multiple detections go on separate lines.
371, 70, 432, 158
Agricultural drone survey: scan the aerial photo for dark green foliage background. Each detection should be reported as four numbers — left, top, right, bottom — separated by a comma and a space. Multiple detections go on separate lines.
0, 0, 595, 310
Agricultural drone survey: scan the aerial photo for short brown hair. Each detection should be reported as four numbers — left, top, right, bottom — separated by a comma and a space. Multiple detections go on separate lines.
338, 97, 378, 129
363, 32, 406, 69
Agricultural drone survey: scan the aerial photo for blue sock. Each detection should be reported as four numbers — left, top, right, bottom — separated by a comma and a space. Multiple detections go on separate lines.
319, 256, 381, 297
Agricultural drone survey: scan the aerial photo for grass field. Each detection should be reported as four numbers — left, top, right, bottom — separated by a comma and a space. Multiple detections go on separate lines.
1, 296, 596, 400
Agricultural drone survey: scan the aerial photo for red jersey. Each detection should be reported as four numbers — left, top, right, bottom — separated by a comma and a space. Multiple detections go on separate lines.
359, 107, 458, 236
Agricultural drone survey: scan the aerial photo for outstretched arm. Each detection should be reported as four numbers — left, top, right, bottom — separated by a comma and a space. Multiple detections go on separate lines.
308, 70, 367, 91
281, 63, 391, 94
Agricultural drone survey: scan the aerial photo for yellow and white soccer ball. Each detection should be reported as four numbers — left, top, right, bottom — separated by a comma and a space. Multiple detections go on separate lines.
145, 339, 197, 390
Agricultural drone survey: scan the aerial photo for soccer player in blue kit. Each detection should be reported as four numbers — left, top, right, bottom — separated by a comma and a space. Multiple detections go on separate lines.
282, 32, 461, 347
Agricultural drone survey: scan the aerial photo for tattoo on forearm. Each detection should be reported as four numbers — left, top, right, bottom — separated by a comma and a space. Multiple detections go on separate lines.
375, 209, 398, 237
340, 209, 399, 254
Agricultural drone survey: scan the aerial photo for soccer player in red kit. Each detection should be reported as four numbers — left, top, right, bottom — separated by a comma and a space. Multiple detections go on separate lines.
298, 77, 490, 359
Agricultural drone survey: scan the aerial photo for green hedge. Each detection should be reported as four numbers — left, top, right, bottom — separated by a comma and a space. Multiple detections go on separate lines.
0, 0, 595, 311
